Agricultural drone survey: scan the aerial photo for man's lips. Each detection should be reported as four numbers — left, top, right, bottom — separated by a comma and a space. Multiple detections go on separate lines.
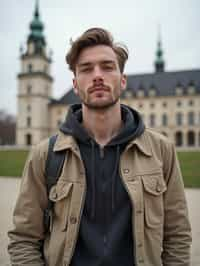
89, 85, 110, 93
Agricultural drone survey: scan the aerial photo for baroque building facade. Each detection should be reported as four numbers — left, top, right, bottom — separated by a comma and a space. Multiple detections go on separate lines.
16, 2, 200, 149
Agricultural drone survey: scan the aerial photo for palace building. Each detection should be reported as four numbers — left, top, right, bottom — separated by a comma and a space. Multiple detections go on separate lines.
16, 1, 200, 149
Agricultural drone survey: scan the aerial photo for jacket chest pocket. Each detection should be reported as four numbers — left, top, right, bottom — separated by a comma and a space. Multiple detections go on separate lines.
142, 173, 167, 228
49, 181, 73, 231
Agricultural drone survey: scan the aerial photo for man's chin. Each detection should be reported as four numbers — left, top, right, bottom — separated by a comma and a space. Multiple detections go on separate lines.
83, 99, 119, 110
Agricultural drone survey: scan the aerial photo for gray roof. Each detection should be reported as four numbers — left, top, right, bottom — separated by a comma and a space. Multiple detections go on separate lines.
49, 69, 200, 105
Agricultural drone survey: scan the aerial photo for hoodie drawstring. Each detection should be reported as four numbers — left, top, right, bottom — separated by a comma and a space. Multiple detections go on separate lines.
111, 145, 120, 213
91, 140, 96, 219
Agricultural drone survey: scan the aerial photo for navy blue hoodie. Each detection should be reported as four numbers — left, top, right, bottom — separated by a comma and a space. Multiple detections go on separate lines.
60, 104, 145, 266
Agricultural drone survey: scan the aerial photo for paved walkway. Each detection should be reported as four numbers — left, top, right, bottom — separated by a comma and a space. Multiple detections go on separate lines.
0, 177, 199, 265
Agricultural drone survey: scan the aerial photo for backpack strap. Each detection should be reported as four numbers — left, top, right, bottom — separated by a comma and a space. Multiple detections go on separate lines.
45, 134, 66, 195
44, 134, 67, 232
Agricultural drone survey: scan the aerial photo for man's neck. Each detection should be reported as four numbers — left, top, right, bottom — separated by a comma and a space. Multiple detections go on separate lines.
82, 103, 123, 146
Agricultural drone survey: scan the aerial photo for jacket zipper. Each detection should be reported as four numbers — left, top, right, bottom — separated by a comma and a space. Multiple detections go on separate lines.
119, 156, 137, 266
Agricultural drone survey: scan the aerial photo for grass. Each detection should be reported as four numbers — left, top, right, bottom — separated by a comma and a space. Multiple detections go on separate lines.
0, 150, 29, 177
0, 149, 199, 188
177, 151, 200, 188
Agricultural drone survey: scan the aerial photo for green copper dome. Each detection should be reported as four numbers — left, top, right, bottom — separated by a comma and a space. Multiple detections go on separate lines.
28, 0, 45, 48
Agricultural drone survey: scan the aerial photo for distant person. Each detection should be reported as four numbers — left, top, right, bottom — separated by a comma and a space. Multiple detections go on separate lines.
8, 27, 191, 266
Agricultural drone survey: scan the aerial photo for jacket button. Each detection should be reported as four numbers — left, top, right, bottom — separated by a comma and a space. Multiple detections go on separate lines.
123, 168, 130, 174
156, 185, 161, 192
70, 216, 77, 224
138, 258, 144, 263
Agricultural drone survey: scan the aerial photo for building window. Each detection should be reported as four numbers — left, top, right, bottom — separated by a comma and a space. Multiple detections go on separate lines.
138, 103, 143, 109
177, 100, 182, 107
149, 114, 156, 127
137, 89, 144, 98
176, 112, 183, 126
187, 131, 195, 146
124, 90, 132, 98
189, 100, 194, 106
162, 132, 168, 137
27, 117, 31, 127
28, 64, 33, 73
27, 105, 31, 112
162, 102, 167, 108
27, 85, 32, 94
175, 131, 183, 147
188, 112, 195, 125
26, 134, 32, 145
150, 102, 155, 108
57, 120, 62, 127
162, 114, 168, 126
149, 89, 156, 97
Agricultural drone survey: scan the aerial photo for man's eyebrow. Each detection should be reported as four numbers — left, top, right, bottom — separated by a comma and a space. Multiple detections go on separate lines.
77, 62, 92, 68
77, 60, 116, 68
100, 60, 116, 65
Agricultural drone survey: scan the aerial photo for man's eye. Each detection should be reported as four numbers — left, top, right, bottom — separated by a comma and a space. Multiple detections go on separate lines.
103, 65, 114, 71
81, 67, 92, 72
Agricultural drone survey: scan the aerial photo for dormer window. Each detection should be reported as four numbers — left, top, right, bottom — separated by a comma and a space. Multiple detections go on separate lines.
124, 90, 132, 98
176, 83, 183, 96
149, 85, 156, 97
187, 81, 195, 95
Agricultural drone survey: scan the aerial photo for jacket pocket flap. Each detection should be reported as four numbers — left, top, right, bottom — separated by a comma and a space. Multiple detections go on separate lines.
142, 174, 166, 196
49, 182, 73, 202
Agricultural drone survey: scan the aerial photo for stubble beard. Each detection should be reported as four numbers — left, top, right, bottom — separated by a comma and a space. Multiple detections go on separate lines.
77, 84, 122, 111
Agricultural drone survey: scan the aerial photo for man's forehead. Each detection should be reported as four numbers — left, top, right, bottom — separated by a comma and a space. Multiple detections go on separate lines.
77, 45, 118, 65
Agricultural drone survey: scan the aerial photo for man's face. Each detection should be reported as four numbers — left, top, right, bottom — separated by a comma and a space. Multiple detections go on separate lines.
73, 45, 127, 110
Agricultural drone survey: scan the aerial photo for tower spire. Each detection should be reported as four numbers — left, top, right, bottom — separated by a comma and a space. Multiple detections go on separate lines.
154, 25, 165, 73
27, 0, 46, 54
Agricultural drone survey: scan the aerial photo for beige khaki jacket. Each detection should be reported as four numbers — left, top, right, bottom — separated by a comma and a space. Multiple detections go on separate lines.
8, 128, 192, 266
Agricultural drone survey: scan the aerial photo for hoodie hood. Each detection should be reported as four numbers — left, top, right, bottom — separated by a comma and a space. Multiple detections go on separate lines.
60, 103, 145, 145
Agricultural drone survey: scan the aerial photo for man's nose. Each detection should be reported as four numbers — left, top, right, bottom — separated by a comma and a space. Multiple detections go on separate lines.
93, 66, 104, 83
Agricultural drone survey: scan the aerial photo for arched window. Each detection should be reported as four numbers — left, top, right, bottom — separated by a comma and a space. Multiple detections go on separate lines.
175, 131, 183, 146
149, 114, 156, 127
176, 112, 183, 126
162, 114, 168, 126
26, 134, 32, 145
188, 112, 195, 125
187, 131, 195, 146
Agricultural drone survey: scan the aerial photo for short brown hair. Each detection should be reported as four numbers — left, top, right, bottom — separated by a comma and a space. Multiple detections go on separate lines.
66, 27, 129, 74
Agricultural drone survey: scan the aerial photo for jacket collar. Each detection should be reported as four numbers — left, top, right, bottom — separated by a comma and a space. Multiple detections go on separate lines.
127, 130, 152, 157
53, 132, 78, 152
54, 129, 152, 157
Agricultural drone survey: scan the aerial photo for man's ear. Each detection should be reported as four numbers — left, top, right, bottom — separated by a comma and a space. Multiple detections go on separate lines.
121, 74, 127, 92
73, 78, 78, 95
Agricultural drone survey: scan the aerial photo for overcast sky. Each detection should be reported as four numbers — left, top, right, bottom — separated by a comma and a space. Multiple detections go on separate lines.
0, 0, 199, 115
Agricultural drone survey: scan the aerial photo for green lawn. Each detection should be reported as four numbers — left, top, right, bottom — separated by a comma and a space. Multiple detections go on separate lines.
0, 149, 199, 188
177, 151, 200, 188
0, 150, 29, 177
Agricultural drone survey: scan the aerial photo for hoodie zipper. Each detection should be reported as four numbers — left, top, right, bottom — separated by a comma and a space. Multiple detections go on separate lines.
119, 156, 137, 266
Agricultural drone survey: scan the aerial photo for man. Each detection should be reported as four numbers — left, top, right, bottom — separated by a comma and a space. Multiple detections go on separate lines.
8, 28, 191, 266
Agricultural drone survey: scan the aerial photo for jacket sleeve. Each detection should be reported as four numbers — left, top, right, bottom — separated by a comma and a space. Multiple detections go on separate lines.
8, 140, 48, 265
161, 141, 192, 266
